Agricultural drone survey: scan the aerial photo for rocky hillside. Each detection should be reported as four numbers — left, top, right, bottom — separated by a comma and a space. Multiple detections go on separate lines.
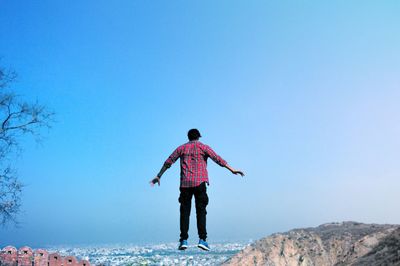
223, 222, 400, 266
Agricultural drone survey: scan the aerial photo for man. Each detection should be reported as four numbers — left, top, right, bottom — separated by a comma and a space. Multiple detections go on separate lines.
150, 129, 245, 251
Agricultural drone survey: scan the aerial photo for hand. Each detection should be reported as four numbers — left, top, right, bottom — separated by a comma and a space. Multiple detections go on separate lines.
225, 165, 245, 177
150, 176, 160, 187
232, 170, 245, 177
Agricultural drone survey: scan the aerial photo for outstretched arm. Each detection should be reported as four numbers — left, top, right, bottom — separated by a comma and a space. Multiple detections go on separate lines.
225, 164, 245, 176
150, 163, 171, 186
204, 145, 245, 177
150, 146, 181, 187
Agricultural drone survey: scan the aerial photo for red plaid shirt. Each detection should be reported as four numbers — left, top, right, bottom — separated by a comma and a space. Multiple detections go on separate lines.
164, 140, 227, 187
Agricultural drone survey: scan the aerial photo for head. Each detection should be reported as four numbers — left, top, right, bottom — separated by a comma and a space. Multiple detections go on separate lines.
187, 128, 202, 141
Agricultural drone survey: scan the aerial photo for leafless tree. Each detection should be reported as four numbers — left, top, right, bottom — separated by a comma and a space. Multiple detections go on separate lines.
0, 65, 54, 226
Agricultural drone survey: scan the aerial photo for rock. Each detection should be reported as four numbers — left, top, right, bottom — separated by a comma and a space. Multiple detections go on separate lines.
223, 222, 400, 266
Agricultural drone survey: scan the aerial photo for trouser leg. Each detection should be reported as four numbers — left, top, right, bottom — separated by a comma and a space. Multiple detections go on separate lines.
194, 182, 209, 240
179, 187, 193, 241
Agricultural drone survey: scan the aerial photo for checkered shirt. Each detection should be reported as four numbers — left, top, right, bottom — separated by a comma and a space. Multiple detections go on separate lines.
164, 140, 227, 187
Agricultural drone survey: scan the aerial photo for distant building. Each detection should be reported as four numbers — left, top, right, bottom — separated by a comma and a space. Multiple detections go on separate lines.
34, 249, 49, 266
64, 256, 78, 265
49, 253, 64, 266
79, 260, 91, 266
17, 246, 33, 266
1, 246, 17, 266
0, 246, 91, 266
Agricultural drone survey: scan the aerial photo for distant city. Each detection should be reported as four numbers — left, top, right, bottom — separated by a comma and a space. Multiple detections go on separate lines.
45, 242, 248, 265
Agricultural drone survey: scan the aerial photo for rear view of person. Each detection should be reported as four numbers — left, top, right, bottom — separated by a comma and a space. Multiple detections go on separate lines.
150, 129, 245, 251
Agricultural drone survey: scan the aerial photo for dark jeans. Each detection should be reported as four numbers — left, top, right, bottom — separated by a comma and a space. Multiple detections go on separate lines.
179, 182, 209, 241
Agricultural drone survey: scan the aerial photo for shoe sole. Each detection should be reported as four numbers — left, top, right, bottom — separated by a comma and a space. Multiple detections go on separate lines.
198, 244, 210, 251
178, 245, 188, 250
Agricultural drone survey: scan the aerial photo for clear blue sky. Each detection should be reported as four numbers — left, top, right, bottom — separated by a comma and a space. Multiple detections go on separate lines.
1, 0, 400, 247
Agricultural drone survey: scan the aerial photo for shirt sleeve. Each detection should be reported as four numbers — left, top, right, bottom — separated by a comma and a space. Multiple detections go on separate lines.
164, 146, 182, 166
203, 145, 228, 167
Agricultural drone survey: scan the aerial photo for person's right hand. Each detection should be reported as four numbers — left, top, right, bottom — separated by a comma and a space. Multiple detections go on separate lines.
150, 176, 160, 187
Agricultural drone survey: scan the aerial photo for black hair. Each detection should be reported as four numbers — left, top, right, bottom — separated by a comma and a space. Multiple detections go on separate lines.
188, 128, 201, 141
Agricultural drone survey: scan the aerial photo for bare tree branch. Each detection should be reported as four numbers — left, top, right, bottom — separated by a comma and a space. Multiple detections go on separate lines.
0, 166, 23, 226
0, 64, 54, 226
0, 66, 17, 89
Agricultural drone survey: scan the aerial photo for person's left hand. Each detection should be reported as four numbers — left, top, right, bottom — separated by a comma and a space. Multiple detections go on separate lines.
150, 176, 160, 187
232, 170, 245, 177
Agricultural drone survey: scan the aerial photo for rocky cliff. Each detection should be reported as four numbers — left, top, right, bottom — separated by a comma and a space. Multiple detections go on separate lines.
223, 222, 400, 266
